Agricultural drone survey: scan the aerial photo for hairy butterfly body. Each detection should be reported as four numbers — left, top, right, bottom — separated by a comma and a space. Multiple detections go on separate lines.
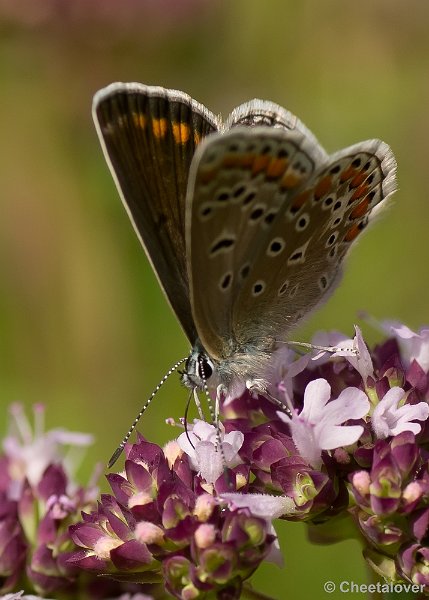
93, 82, 396, 405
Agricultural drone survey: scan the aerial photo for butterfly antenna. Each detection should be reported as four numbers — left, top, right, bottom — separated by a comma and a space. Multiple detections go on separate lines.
183, 389, 196, 450
108, 356, 188, 468
281, 340, 358, 356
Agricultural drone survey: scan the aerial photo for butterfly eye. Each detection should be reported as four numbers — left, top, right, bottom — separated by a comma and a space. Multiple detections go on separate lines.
198, 356, 213, 380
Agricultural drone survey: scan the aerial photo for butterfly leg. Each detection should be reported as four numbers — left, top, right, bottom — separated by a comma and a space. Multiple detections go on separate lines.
246, 378, 294, 416
246, 378, 268, 395
192, 388, 205, 420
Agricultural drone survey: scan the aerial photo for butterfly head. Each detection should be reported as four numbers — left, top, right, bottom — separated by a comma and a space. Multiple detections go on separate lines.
181, 338, 276, 400
181, 342, 216, 390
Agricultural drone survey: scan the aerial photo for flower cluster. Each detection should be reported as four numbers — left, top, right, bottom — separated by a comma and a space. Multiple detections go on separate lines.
69, 437, 282, 599
0, 404, 144, 599
4, 322, 429, 598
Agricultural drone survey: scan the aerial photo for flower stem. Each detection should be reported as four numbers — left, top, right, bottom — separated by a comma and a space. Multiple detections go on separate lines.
242, 583, 277, 600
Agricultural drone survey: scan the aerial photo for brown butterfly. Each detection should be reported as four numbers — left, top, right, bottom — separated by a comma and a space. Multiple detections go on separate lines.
93, 83, 397, 465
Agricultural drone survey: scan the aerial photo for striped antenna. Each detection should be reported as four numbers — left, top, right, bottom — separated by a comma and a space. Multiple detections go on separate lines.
108, 356, 188, 468
281, 339, 358, 356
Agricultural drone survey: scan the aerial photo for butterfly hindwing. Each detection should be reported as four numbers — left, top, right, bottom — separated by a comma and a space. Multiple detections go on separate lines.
232, 139, 397, 343
186, 123, 328, 358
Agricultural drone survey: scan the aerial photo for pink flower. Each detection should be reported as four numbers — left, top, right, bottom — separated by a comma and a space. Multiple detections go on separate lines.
3, 403, 93, 496
372, 387, 429, 439
220, 493, 296, 565
278, 379, 369, 468
177, 420, 243, 483
385, 322, 429, 372
342, 325, 375, 383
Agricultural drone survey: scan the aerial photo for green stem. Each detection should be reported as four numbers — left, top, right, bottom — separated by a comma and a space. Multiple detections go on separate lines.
366, 562, 384, 600
242, 582, 277, 600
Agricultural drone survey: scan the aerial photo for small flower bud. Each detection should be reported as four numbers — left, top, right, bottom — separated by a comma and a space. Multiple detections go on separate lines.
194, 523, 216, 549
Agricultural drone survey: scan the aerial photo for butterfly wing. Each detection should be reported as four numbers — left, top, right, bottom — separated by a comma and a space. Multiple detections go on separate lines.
93, 82, 220, 342
226, 99, 327, 153
186, 114, 328, 359
232, 139, 397, 343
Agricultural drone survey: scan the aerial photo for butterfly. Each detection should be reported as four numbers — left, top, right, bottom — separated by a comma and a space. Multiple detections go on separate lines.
93, 83, 397, 462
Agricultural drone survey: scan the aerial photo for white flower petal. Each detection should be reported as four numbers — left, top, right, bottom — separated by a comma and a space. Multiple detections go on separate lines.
317, 424, 364, 450
220, 492, 296, 518
223, 430, 244, 452
388, 322, 420, 340
394, 403, 429, 428
390, 421, 422, 436
289, 379, 369, 468
196, 441, 224, 483
192, 420, 218, 441
264, 525, 284, 567
321, 387, 369, 425
177, 420, 244, 483
47, 429, 94, 446
290, 417, 321, 468
176, 431, 198, 459
385, 321, 429, 372
345, 325, 374, 382
301, 378, 332, 421
276, 410, 291, 424
372, 387, 429, 439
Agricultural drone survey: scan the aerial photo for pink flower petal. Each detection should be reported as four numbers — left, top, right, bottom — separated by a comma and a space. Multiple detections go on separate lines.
321, 387, 369, 424
317, 424, 364, 450
345, 325, 374, 382
220, 492, 295, 519
301, 379, 332, 421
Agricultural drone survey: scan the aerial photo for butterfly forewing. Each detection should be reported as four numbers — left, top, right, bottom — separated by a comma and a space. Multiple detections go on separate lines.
93, 83, 220, 342
186, 124, 328, 358
232, 139, 397, 343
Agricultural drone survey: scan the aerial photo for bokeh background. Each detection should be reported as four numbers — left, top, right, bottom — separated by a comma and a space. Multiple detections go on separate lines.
1, 1, 429, 598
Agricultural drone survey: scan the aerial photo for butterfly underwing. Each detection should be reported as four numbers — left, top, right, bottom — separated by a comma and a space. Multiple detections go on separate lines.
93, 82, 397, 399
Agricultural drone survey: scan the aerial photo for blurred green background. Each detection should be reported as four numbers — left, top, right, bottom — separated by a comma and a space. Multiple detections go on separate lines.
1, 1, 429, 598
